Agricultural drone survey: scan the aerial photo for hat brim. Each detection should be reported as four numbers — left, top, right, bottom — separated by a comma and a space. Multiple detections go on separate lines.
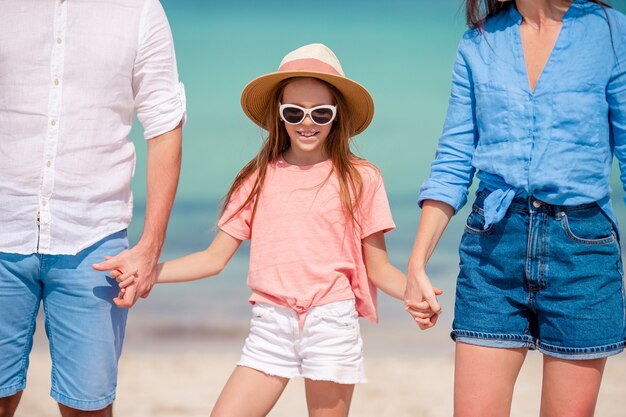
241, 71, 374, 136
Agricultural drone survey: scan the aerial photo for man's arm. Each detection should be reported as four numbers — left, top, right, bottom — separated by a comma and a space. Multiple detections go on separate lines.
93, 122, 182, 307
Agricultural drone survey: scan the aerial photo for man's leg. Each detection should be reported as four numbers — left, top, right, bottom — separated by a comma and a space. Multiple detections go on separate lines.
59, 403, 112, 417
0, 393, 23, 417
43, 231, 129, 413
0, 253, 42, 417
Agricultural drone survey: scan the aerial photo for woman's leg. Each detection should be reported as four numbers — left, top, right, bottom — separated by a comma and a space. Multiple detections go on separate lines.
539, 356, 606, 417
210, 366, 289, 417
305, 380, 354, 417
454, 343, 528, 417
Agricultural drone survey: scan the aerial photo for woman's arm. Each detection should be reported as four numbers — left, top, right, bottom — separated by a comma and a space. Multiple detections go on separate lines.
405, 200, 454, 329
608, 21, 626, 201
408, 38, 477, 329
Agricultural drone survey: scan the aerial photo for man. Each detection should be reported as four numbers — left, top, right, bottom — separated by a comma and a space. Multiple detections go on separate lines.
0, 0, 185, 415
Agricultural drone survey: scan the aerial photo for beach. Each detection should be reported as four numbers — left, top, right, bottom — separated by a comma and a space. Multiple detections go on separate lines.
16, 313, 626, 417
7, 1, 626, 416
12, 201, 626, 417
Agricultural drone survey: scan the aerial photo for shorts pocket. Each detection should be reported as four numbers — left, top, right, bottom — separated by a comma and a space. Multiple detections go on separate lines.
312, 301, 359, 332
560, 206, 616, 245
464, 206, 495, 235
251, 303, 273, 320
321, 314, 358, 331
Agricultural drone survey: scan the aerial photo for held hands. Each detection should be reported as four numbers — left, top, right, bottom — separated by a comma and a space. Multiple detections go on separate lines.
404, 269, 443, 330
109, 266, 138, 307
92, 244, 159, 308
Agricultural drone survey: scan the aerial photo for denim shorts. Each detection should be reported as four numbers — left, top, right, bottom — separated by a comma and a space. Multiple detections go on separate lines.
0, 230, 129, 410
452, 191, 626, 359
238, 299, 366, 384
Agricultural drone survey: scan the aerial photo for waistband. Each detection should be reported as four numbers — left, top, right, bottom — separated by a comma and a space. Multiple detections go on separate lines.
476, 190, 599, 217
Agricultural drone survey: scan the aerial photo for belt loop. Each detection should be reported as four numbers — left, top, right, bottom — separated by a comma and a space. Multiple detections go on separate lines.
554, 205, 562, 220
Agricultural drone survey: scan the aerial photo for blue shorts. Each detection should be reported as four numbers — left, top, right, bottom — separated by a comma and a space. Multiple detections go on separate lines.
0, 230, 129, 410
452, 191, 626, 359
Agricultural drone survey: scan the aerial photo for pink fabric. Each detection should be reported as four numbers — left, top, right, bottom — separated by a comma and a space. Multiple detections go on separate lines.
278, 58, 343, 76
218, 156, 395, 325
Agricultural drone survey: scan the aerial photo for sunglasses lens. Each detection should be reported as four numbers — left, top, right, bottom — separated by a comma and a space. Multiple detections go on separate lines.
311, 108, 334, 125
281, 106, 304, 124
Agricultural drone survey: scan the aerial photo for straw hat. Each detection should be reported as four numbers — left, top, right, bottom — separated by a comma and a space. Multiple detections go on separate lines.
241, 43, 374, 135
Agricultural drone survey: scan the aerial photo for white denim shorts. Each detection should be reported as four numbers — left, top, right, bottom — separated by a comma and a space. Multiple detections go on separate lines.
238, 299, 367, 384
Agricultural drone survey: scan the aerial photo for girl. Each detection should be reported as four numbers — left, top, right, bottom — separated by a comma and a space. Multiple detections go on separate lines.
114, 43, 428, 417
405, 1, 626, 416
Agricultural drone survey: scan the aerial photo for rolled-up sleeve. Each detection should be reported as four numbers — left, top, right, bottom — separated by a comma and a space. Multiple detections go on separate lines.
418, 37, 477, 213
608, 18, 626, 205
133, 0, 187, 140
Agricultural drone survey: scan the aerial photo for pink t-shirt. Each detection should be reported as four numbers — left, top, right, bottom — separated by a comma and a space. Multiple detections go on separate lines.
218, 155, 395, 325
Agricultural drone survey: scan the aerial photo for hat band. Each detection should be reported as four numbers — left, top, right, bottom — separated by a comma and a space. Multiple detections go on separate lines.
278, 58, 343, 77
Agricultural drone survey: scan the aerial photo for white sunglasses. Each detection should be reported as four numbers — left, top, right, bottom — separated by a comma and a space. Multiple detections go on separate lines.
279, 103, 337, 126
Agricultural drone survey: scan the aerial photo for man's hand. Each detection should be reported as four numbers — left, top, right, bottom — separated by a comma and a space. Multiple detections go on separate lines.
93, 244, 159, 307
93, 124, 182, 307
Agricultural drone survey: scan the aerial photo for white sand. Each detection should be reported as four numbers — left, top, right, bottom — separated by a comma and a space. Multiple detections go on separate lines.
13, 319, 626, 417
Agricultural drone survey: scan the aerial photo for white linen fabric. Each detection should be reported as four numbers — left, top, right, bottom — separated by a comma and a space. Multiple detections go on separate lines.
0, 0, 186, 255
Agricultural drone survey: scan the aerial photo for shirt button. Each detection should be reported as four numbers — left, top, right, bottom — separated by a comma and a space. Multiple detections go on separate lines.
54, 79, 59, 86
46, 160, 52, 168
51, 120, 56, 126
41, 200, 48, 207
56, 37, 63, 44
532, 200, 542, 208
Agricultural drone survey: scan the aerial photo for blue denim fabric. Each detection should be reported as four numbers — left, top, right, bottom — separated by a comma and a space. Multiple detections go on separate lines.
452, 192, 626, 359
0, 230, 129, 410
418, 1, 626, 229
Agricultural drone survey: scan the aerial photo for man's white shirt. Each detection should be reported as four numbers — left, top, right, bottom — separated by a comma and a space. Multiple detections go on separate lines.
0, 0, 186, 255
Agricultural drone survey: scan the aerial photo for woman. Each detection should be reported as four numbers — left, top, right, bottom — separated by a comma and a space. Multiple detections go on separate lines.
405, 1, 626, 416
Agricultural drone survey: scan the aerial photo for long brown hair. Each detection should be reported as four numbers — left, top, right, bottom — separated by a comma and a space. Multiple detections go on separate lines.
221, 77, 369, 233
465, 0, 613, 29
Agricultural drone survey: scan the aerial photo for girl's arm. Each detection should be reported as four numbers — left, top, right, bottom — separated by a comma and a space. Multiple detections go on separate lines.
156, 230, 242, 283
363, 231, 444, 301
405, 200, 454, 329
362, 231, 406, 300
112, 230, 241, 286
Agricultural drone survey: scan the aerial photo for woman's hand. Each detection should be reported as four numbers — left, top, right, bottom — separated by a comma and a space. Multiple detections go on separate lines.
404, 268, 443, 330
405, 200, 454, 329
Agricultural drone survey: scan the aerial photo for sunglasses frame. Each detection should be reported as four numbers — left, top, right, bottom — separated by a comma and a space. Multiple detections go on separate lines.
279, 103, 337, 126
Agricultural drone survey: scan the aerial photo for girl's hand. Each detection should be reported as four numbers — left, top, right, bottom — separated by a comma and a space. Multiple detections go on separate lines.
404, 269, 443, 330
109, 267, 139, 307
114, 283, 137, 307
110, 268, 138, 289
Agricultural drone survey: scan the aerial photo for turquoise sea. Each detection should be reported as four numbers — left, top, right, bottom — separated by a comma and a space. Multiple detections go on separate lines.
126, 1, 626, 323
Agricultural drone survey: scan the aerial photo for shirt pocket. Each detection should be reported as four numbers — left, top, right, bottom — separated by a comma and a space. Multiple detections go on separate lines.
474, 82, 510, 145
551, 88, 604, 147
